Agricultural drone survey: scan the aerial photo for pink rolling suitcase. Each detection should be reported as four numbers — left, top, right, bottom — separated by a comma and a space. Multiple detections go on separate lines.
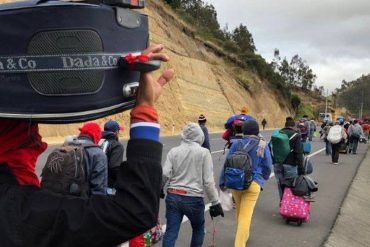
279, 187, 311, 226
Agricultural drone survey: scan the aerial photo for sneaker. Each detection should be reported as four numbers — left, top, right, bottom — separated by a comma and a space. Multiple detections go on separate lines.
333, 162, 339, 165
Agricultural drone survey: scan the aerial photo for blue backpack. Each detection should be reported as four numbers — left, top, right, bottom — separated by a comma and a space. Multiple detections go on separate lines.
224, 140, 259, 190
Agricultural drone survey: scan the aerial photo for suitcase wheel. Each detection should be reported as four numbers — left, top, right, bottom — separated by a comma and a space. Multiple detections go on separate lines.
285, 219, 303, 226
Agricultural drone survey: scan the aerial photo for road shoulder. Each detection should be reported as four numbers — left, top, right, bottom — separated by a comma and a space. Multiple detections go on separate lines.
323, 144, 370, 247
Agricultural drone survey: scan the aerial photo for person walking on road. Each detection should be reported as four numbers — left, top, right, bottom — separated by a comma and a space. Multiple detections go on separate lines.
348, 120, 364, 154
297, 115, 310, 142
162, 123, 224, 247
273, 117, 305, 200
309, 120, 317, 141
101, 120, 125, 190
198, 114, 211, 151
219, 120, 272, 247
362, 121, 370, 141
322, 122, 333, 155
76, 122, 108, 195
261, 118, 267, 130
0, 44, 174, 247
328, 121, 348, 165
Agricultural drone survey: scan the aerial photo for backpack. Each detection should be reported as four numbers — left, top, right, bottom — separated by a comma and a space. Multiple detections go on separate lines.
40, 143, 97, 197
350, 126, 362, 139
224, 140, 259, 190
327, 126, 343, 144
270, 130, 298, 164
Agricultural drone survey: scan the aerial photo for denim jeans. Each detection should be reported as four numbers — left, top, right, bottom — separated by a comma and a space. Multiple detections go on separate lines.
309, 129, 314, 141
163, 193, 205, 247
349, 136, 360, 154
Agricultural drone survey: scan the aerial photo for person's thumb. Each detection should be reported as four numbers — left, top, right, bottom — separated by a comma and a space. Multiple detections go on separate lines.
157, 69, 174, 87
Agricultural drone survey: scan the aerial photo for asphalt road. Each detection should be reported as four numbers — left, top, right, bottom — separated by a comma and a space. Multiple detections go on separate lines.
36, 130, 368, 247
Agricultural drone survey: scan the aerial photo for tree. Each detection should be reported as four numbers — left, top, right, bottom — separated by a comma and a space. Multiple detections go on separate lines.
232, 24, 256, 53
291, 94, 301, 112
336, 74, 370, 117
274, 52, 317, 90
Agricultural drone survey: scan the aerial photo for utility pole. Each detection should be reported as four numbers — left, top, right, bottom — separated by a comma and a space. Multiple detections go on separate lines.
325, 89, 328, 119
359, 91, 364, 119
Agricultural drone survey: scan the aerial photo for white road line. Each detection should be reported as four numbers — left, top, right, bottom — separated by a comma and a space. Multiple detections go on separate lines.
120, 146, 325, 246
307, 147, 326, 158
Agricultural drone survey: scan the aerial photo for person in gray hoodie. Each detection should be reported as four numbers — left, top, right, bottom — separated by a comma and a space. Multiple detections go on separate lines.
162, 123, 224, 247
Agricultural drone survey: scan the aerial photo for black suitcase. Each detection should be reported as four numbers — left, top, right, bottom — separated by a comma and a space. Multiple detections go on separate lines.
0, 0, 159, 123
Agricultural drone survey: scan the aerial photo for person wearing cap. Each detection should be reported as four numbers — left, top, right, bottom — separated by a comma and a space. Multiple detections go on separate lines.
222, 106, 256, 145
77, 122, 108, 195
198, 114, 211, 151
219, 120, 272, 247
102, 120, 125, 188
0, 44, 174, 247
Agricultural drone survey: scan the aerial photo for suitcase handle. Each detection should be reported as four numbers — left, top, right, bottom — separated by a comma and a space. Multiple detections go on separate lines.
119, 59, 161, 73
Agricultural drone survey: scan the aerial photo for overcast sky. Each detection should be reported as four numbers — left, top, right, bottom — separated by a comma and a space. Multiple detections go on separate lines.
204, 0, 370, 92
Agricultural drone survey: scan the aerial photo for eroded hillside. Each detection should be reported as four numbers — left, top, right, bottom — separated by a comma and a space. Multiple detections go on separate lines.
0, 0, 293, 139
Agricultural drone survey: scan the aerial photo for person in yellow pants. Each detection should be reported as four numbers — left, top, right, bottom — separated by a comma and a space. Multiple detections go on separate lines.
232, 181, 261, 247
219, 120, 272, 247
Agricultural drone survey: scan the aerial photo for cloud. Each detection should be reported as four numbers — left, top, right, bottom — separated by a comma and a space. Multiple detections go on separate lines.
204, 0, 370, 91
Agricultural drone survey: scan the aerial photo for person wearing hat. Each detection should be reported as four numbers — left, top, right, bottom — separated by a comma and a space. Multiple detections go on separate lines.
77, 122, 108, 195
219, 120, 272, 247
102, 120, 125, 188
198, 114, 211, 151
222, 106, 255, 146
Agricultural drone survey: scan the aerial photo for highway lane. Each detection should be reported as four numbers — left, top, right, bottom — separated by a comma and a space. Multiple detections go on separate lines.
36, 130, 368, 247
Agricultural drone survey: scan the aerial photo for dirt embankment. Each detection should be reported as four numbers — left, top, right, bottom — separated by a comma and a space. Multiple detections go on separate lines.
1, 0, 293, 139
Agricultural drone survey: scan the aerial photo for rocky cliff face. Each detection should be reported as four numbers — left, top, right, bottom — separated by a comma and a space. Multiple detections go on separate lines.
0, 0, 292, 138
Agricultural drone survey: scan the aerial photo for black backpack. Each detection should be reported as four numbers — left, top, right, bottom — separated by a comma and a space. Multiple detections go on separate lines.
41, 143, 97, 197
224, 140, 259, 190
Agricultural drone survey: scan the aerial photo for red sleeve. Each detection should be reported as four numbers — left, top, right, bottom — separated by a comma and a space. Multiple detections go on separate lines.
222, 129, 231, 140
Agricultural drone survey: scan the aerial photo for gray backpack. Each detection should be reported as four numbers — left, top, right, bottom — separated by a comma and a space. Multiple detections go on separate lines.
41, 143, 96, 197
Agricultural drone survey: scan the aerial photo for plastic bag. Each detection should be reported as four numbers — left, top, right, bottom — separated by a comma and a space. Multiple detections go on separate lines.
219, 190, 233, 211
151, 218, 163, 244
313, 131, 318, 138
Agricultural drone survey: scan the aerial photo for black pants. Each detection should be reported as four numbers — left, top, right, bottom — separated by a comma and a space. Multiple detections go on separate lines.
331, 143, 341, 163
